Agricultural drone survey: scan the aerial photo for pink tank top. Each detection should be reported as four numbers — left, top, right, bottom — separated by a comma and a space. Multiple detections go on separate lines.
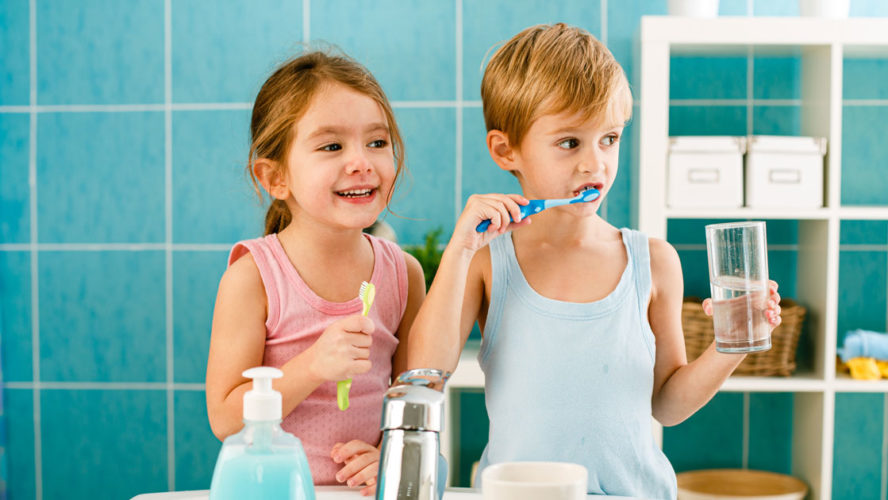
227, 233, 408, 484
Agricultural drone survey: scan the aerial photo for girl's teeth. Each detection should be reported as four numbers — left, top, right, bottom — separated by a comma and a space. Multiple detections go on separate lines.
338, 189, 372, 197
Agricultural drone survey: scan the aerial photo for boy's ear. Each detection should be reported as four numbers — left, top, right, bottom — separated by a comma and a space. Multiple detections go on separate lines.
253, 159, 290, 200
486, 130, 517, 172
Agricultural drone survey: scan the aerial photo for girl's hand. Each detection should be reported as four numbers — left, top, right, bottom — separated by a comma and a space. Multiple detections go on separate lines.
331, 440, 380, 496
451, 193, 531, 253
702, 280, 782, 330
306, 314, 374, 382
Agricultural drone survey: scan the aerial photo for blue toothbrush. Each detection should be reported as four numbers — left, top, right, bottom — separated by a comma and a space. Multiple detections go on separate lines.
475, 188, 601, 232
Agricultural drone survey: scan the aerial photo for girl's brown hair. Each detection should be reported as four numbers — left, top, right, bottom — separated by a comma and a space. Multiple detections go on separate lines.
248, 51, 406, 235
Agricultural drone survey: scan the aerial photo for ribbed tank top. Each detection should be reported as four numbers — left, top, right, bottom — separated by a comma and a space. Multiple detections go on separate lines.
227, 233, 408, 484
475, 228, 677, 499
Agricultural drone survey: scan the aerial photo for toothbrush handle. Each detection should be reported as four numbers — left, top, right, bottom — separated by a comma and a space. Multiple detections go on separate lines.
337, 379, 352, 411
475, 200, 544, 232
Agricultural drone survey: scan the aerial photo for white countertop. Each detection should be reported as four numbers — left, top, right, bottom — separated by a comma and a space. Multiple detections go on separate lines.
131, 485, 636, 499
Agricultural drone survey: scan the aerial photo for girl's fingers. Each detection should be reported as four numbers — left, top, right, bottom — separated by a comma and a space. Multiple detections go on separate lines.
701, 298, 713, 316
347, 462, 380, 489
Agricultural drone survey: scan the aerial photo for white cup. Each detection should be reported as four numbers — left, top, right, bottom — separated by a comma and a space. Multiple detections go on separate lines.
481, 462, 588, 500
669, 0, 719, 17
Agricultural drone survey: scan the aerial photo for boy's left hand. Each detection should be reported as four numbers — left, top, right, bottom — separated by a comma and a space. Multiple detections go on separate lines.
702, 280, 782, 330
332, 440, 380, 496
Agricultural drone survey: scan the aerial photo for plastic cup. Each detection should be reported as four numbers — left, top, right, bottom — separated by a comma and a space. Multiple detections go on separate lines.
705, 221, 771, 353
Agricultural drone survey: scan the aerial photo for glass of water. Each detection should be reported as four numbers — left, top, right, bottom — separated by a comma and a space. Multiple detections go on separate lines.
705, 221, 771, 353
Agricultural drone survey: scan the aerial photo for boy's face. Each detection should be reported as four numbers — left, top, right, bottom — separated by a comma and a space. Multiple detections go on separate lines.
505, 109, 624, 213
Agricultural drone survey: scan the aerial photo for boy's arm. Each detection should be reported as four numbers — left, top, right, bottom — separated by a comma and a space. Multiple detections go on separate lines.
406, 244, 486, 373
391, 251, 428, 379
647, 238, 747, 427
407, 193, 529, 373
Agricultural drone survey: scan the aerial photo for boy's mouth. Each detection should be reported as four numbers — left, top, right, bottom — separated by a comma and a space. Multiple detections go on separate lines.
573, 183, 603, 197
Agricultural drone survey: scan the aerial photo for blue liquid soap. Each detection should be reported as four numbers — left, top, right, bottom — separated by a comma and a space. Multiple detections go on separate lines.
210, 421, 315, 500
210, 367, 316, 500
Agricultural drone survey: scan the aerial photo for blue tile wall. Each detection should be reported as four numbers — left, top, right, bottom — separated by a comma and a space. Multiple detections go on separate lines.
172, 110, 262, 244
39, 251, 166, 382
5, 389, 35, 500
38, 112, 165, 243
312, 0, 456, 102
0, 251, 31, 382
36, 0, 164, 105
173, 251, 227, 383
2, 1, 888, 498
172, 0, 302, 103
0, 113, 29, 244
841, 106, 888, 206
40, 389, 167, 500
833, 393, 885, 499
174, 390, 221, 491
0, 0, 28, 105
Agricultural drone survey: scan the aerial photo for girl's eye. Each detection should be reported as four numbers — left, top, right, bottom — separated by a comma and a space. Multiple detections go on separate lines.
321, 143, 342, 152
557, 138, 579, 149
601, 134, 619, 146
368, 139, 388, 148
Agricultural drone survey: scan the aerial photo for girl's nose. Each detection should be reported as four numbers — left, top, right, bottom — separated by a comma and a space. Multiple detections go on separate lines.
345, 149, 373, 175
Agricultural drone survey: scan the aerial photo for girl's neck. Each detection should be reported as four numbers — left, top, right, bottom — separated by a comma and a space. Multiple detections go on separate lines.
276, 217, 369, 261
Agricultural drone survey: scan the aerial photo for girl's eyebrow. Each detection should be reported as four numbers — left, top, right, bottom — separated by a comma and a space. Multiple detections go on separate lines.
306, 122, 389, 140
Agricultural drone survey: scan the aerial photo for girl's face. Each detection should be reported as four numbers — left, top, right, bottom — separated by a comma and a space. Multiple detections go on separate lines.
284, 82, 396, 230
510, 108, 624, 216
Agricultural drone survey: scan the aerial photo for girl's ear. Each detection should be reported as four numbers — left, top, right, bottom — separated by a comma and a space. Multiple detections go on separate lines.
486, 130, 517, 173
253, 159, 290, 200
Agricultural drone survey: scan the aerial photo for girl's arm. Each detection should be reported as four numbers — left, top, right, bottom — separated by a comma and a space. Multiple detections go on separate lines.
207, 253, 368, 440
390, 251, 428, 379
408, 194, 530, 373
647, 238, 781, 426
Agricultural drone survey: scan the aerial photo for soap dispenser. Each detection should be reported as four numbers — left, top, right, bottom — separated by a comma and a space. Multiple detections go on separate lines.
209, 367, 315, 500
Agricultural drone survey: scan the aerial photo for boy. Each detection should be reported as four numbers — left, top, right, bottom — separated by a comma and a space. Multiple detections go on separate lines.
407, 23, 782, 498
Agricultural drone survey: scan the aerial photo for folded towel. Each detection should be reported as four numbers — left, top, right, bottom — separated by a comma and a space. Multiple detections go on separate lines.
839, 329, 888, 362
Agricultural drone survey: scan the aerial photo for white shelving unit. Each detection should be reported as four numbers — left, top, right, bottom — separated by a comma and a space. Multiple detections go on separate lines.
638, 16, 888, 500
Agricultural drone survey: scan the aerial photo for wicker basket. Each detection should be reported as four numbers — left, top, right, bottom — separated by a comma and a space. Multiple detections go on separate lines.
682, 297, 806, 376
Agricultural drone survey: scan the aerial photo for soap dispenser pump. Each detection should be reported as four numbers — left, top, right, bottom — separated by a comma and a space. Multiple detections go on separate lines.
209, 367, 315, 500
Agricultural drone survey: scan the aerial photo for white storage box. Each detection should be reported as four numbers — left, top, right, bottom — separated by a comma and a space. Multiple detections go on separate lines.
668, 136, 746, 209
745, 135, 827, 209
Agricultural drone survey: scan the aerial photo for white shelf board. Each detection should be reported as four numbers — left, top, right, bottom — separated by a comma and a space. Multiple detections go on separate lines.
833, 373, 888, 392
642, 16, 888, 47
721, 373, 825, 392
837, 206, 888, 220
665, 207, 832, 220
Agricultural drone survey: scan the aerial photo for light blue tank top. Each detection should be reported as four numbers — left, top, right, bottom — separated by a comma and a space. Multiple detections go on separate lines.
475, 228, 677, 500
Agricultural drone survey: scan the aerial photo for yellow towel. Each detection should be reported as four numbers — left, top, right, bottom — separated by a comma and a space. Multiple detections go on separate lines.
848, 357, 881, 380
877, 360, 888, 378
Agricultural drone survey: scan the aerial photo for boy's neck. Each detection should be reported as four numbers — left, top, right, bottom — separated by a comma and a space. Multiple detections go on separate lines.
513, 212, 618, 247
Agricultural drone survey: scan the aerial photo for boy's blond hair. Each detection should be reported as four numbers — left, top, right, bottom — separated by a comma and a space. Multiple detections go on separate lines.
481, 23, 632, 148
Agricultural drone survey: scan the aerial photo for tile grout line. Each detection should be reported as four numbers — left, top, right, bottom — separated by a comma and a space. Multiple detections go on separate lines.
742, 392, 750, 469
164, 0, 175, 490
28, 0, 42, 498
6, 98, 888, 116
4, 382, 206, 390
303, 0, 310, 45
599, 0, 608, 221
454, 0, 463, 223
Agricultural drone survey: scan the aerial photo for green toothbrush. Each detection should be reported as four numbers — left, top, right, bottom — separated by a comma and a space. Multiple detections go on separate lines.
337, 281, 375, 411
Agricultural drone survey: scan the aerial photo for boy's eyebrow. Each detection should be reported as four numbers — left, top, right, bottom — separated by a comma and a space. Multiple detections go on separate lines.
305, 122, 389, 139
546, 122, 625, 135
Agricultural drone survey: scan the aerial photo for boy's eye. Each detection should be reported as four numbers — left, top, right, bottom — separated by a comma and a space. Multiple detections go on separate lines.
368, 139, 388, 148
557, 138, 579, 149
321, 143, 342, 152
601, 134, 619, 146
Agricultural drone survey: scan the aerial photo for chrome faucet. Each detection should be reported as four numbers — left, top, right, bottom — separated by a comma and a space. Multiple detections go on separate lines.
376, 368, 450, 500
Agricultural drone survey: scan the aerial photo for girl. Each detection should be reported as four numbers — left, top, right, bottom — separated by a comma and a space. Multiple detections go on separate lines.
206, 51, 425, 497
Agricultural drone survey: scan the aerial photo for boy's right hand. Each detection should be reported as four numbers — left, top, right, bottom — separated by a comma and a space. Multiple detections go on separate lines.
452, 193, 531, 253
307, 314, 374, 382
